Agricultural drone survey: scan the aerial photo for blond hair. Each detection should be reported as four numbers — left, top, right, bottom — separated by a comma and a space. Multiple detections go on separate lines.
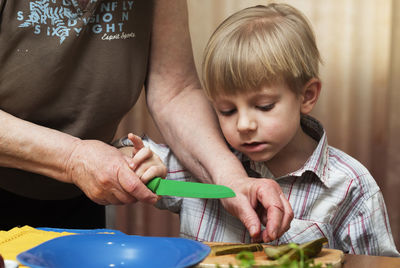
202, 3, 321, 99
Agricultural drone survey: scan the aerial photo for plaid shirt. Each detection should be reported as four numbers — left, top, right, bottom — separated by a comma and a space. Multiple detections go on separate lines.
141, 116, 399, 257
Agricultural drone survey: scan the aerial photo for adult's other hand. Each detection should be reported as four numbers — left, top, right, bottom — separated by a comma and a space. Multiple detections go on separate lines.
220, 177, 293, 242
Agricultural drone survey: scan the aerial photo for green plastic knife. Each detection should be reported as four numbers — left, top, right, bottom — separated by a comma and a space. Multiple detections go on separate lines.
146, 177, 236, 199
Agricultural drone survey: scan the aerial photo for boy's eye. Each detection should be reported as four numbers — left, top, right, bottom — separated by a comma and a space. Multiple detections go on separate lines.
218, 109, 236, 116
257, 103, 275, 111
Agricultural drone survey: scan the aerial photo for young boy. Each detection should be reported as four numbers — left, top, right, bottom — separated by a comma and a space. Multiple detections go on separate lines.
122, 3, 399, 256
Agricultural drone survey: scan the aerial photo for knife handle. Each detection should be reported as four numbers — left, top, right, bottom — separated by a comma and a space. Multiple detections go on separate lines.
146, 177, 162, 193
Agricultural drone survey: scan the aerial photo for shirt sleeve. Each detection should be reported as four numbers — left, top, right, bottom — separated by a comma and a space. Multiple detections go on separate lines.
336, 190, 400, 257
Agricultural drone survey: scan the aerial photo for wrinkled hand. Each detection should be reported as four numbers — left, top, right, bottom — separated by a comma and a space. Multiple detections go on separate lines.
220, 177, 293, 243
65, 139, 158, 205
126, 133, 167, 183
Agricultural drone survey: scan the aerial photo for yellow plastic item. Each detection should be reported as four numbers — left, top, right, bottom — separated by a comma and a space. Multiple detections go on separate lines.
0, 226, 74, 262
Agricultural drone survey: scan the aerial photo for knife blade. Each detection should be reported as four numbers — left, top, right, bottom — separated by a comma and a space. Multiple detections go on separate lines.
146, 177, 235, 199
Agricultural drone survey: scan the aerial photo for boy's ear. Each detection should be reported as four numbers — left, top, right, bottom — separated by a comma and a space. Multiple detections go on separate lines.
300, 78, 321, 114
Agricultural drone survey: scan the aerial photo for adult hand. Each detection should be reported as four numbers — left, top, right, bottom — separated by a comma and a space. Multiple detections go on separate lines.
64, 139, 158, 205
220, 177, 293, 242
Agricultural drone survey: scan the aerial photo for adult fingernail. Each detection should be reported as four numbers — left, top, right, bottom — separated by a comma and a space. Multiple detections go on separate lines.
271, 230, 277, 240
250, 226, 257, 236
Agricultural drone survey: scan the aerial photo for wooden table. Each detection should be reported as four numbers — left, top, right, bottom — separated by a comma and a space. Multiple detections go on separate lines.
343, 254, 400, 268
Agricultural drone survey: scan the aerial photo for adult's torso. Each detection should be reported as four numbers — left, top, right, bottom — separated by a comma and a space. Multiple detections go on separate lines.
0, 0, 154, 199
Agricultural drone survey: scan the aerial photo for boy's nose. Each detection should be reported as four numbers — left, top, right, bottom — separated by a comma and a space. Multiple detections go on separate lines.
237, 113, 257, 132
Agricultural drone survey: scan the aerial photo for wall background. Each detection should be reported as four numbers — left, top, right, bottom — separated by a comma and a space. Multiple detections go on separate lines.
107, 0, 400, 249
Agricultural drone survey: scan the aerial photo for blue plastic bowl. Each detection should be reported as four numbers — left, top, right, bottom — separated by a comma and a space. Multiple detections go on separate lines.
17, 234, 210, 268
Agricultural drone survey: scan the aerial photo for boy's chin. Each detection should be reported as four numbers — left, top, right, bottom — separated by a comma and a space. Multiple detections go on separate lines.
243, 152, 272, 163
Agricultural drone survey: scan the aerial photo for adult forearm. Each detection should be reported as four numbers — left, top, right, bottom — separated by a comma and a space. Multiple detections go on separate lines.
148, 88, 248, 185
0, 110, 79, 183
0, 110, 158, 205
146, 0, 248, 185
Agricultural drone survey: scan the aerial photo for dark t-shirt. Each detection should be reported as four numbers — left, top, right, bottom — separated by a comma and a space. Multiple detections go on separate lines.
0, 0, 154, 199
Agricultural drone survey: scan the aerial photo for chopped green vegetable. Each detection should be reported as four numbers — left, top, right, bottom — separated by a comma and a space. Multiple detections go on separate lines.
235, 237, 332, 268
277, 237, 328, 262
264, 237, 327, 262
264, 244, 293, 260
210, 243, 264, 256
213, 238, 332, 267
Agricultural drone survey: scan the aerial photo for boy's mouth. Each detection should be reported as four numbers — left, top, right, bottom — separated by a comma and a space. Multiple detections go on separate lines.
241, 142, 267, 153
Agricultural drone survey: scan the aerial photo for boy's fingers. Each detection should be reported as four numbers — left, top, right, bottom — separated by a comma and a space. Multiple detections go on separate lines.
141, 166, 168, 183
131, 147, 153, 169
128, 133, 144, 155
134, 161, 167, 181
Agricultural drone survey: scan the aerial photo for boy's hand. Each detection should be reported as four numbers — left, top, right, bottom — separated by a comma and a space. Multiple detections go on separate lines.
124, 133, 167, 184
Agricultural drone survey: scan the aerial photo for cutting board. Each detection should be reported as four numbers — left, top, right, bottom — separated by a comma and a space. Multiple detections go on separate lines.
197, 242, 344, 268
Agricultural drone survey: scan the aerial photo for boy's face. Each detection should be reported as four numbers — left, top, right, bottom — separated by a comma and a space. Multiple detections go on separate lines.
212, 82, 302, 162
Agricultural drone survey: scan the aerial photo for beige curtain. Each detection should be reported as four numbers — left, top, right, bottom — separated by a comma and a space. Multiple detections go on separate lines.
108, 0, 400, 249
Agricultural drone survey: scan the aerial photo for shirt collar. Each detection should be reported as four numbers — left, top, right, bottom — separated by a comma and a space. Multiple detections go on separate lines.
243, 115, 332, 188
